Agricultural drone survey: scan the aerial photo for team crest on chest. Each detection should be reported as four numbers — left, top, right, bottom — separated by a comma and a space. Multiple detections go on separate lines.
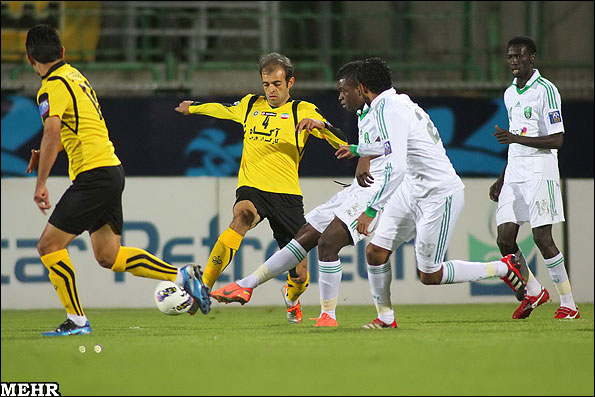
524, 106, 532, 119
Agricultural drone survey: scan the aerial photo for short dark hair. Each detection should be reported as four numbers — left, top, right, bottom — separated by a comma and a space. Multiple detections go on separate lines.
336, 60, 363, 87
259, 52, 294, 83
26, 24, 63, 63
507, 35, 537, 55
357, 57, 393, 94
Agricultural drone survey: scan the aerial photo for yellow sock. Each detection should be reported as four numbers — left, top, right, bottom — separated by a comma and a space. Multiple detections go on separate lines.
111, 246, 177, 281
41, 249, 85, 317
286, 272, 309, 302
203, 228, 243, 288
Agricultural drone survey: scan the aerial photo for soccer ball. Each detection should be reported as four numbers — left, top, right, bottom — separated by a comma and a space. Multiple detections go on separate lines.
154, 281, 194, 315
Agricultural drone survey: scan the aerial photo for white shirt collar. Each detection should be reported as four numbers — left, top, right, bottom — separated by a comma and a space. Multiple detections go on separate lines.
512, 68, 541, 87
370, 87, 396, 110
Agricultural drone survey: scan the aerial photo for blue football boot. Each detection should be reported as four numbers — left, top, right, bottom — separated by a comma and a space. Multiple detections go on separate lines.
42, 319, 92, 336
180, 264, 211, 315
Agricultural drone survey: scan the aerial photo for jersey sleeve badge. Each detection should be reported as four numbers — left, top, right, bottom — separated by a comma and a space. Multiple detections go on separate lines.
384, 141, 392, 155
548, 110, 562, 124
38, 97, 50, 120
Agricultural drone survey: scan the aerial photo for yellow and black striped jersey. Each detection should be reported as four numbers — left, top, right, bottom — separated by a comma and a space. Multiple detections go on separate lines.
36, 61, 120, 180
189, 94, 347, 195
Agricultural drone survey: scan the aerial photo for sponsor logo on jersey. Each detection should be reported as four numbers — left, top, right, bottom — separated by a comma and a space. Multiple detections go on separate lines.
524, 106, 532, 119
38, 99, 49, 117
384, 141, 392, 155
548, 110, 561, 124
346, 203, 362, 217
520, 127, 528, 136
261, 111, 277, 117
280, 113, 290, 119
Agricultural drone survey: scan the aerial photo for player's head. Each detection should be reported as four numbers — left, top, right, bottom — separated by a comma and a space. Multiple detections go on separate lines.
506, 36, 537, 79
26, 24, 64, 68
336, 61, 364, 113
259, 52, 295, 107
356, 57, 393, 104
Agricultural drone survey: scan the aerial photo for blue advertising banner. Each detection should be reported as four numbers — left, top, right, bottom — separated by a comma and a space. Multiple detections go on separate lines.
2, 93, 593, 178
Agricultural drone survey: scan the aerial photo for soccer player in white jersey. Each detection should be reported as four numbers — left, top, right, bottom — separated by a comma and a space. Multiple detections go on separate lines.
335, 57, 529, 328
211, 61, 388, 326
490, 36, 579, 320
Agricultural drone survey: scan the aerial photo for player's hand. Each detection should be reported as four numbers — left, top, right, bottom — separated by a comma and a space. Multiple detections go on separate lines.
356, 212, 374, 236
296, 118, 325, 134
489, 179, 503, 202
175, 100, 193, 115
356, 157, 373, 187
336, 145, 355, 159
493, 125, 517, 145
26, 149, 40, 173
34, 183, 51, 215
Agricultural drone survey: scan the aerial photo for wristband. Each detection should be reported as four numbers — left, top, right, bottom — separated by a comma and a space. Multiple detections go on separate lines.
349, 145, 360, 157
364, 207, 377, 218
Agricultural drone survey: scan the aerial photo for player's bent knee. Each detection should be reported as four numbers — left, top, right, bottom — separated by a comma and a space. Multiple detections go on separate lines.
37, 239, 63, 257
418, 270, 441, 285
95, 256, 114, 269
93, 248, 119, 269
366, 244, 391, 266
317, 236, 340, 261
496, 237, 516, 255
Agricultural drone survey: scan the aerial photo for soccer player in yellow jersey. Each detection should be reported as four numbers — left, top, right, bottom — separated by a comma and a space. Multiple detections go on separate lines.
24, 25, 211, 336
176, 53, 348, 323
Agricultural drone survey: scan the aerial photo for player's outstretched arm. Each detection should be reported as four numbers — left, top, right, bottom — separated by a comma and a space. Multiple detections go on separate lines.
175, 95, 250, 124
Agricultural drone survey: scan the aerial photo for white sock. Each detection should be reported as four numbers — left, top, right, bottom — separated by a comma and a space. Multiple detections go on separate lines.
440, 259, 508, 284
319, 260, 342, 320
236, 239, 307, 289
544, 253, 576, 310
525, 268, 543, 296
367, 263, 394, 324
515, 249, 543, 296
67, 313, 88, 327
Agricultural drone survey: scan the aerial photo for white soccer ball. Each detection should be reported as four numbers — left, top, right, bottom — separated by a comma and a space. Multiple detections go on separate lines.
154, 281, 194, 315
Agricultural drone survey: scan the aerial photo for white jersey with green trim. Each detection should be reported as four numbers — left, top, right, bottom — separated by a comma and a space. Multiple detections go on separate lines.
354, 103, 387, 184
504, 69, 564, 182
357, 88, 464, 213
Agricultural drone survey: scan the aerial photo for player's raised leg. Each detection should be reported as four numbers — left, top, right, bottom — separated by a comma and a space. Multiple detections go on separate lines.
90, 224, 211, 314
211, 224, 320, 306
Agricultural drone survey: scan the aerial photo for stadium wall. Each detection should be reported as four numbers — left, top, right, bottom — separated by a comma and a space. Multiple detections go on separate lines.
2, 94, 594, 179
1, 177, 593, 310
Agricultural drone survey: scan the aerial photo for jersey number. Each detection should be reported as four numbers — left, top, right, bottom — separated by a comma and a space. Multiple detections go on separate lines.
79, 80, 103, 120
415, 109, 440, 144
262, 115, 270, 129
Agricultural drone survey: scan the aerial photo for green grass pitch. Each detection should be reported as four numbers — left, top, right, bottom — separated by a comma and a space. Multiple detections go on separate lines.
1, 303, 593, 396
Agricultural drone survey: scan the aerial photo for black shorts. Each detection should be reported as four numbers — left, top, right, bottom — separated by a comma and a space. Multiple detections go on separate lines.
235, 186, 306, 248
49, 165, 125, 236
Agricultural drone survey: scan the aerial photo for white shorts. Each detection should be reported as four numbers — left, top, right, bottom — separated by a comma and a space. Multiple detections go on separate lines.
370, 186, 464, 274
305, 182, 381, 244
496, 179, 565, 228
